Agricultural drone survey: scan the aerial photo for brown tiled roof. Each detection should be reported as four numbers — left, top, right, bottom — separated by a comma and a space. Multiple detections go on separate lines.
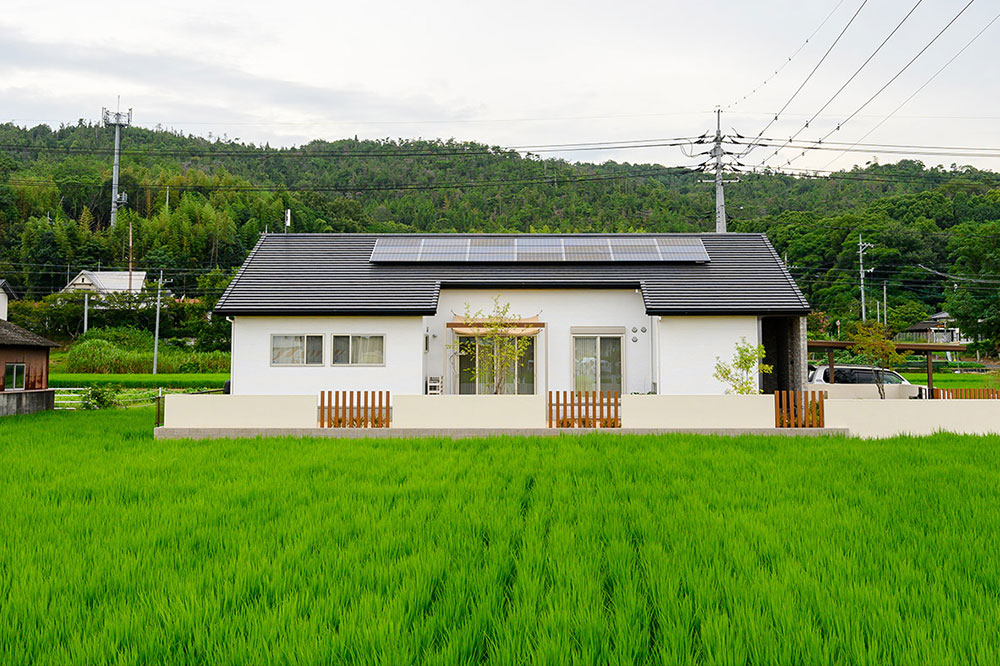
0, 319, 58, 348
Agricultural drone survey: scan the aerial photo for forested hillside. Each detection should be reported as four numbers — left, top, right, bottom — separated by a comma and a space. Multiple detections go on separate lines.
3, 121, 1000, 347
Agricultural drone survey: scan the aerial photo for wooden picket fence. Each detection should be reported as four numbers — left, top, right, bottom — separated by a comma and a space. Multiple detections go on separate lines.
319, 390, 390, 428
548, 390, 620, 428
775, 390, 825, 428
933, 388, 1000, 399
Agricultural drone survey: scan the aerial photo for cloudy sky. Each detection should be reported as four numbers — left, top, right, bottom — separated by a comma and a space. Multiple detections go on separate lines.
2, 0, 998, 172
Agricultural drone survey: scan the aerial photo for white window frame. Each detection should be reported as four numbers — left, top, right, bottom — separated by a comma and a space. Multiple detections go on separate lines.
331, 334, 386, 367
269, 334, 325, 367
4, 362, 26, 391
456, 334, 537, 395
571, 334, 625, 393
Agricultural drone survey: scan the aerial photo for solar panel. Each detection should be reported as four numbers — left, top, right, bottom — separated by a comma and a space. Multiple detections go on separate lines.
370, 236, 710, 263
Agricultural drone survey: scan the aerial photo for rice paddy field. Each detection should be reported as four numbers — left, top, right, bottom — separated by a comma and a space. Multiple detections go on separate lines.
2, 409, 999, 664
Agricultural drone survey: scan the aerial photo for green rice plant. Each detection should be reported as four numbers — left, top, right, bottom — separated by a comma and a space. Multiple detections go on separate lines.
48, 373, 229, 389
1, 410, 999, 664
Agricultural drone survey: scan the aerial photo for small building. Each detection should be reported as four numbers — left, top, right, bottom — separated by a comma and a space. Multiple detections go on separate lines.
62, 270, 147, 295
896, 311, 968, 345
0, 279, 14, 321
0, 318, 58, 416
215, 233, 810, 397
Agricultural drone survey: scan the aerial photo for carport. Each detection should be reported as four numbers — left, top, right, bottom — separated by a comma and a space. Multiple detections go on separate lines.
807, 340, 968, 398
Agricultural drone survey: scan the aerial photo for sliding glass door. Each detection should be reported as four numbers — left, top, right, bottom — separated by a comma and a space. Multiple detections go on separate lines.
458, 337, 536, 395
573, 336, 622, 393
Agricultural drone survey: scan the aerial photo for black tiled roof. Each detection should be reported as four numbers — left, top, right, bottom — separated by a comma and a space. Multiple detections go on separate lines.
0, 319, 58, 348
215, 233, 810, 316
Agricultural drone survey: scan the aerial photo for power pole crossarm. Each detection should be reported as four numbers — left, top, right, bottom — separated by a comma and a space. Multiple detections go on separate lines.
700, 109, 738, 233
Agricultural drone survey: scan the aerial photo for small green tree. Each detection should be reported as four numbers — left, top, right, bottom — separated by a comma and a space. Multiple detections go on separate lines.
849, 322, 908, 399
449, 296, 533, 395
714, 337, 773, 395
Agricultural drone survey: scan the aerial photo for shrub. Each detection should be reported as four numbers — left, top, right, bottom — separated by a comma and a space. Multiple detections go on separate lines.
81, 385, 119, 410
65, 339, 229, 374
78, 326, 155, 351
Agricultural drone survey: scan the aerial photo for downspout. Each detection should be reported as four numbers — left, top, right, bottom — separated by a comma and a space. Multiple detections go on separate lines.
649, 314, 657, 394
226, 316, 235, 394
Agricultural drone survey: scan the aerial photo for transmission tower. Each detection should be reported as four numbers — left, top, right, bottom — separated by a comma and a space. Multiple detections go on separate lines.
102, 104, 132, 229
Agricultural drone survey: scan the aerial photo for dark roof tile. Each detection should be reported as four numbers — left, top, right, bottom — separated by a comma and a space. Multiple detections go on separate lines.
215, 233, 810, 316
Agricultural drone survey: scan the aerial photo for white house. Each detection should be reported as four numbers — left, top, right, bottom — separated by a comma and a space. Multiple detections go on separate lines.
215, 233, 810, 397
0, 280, 14, 321
62, 270, 147, 295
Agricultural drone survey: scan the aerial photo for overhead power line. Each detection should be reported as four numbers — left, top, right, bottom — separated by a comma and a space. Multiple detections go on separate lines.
758, 0, 925, 167
725, 0, 848, 111
819, 8, 1000, 170
739, 0, 869, 158
773, 0, 978, 169
7, 165, 708, 194
0, 137, 708, 159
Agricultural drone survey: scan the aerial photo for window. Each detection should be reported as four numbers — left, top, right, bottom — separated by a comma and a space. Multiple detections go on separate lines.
458, 336, 535, 395
332, 335, 385, 366
271, 335, 324, 365
573, 336, 622, 393
4, 363, 25, 391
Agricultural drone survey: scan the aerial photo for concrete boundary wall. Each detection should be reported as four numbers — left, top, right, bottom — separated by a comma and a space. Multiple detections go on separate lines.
622, 394, 775, 429
393, 394, 546, 429
804, 384, 921, 400
159, 393, 1000, 439
164, 394, 317, 429
825, 398, 1000, 438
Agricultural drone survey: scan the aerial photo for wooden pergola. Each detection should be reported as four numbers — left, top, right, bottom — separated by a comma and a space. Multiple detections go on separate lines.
807, 339, 967, 398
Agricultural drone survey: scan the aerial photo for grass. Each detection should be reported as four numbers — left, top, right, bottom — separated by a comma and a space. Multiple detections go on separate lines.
49, 373, 229, 389
2, 409, 1000, 664
900, 372, 993, 388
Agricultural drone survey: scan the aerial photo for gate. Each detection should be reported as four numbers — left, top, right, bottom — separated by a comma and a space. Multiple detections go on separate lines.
319, 390, 390, 428
775, 390, 825, 428
548, 391, 620, 428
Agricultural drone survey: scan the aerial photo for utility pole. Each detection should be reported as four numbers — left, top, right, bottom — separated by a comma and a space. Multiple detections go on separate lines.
152, 270, 163, 375
83, 293, 89, 333
165, 185, 169, 214
102, 102, 132, 229
103, 102, 133, 292
284, 208, 291, 233
701, 108, 738, 233
858, 235, 874, 322
883, 280, 888, 327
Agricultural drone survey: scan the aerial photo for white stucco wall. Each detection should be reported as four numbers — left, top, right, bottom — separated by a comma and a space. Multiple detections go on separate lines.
230, 315, 424, 396
427, 288, 655, 395
0, 291, 7, 321
657, 316, 761, 394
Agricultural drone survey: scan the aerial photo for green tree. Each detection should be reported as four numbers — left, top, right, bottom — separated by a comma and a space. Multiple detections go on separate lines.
713, 337, 773, 395
449, 296, 533, 395
849, 323, 908, 399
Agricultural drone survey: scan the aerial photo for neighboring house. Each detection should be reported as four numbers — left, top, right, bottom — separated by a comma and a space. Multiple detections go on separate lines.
896, 312, 969, 344
214, 233, 810, 397
0, 279, 15, 321
0, 318, 58, 416
62, 270, 147, 295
